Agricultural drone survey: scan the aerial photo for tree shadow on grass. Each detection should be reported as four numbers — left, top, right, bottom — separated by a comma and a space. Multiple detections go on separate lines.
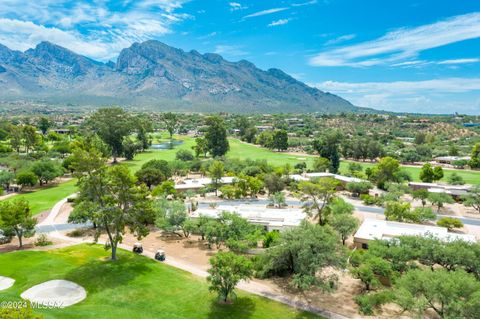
207, 297, 256, 319
63, 251, 152, 294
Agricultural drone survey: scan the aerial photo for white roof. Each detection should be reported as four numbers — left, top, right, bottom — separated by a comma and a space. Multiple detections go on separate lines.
290, 172, 365, 184
192, 204, 306, 228
354, 218, 476, 243
175, 176, 236, 190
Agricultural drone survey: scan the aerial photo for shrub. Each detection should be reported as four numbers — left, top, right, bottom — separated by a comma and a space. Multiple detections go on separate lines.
437, 217, 464, 231
35, 234, 53, 246
355, 291, 394, 315
263, 231, 280, 248
360, 194, 381, 206
176, 149, 195, 161
346, 181, 373, 197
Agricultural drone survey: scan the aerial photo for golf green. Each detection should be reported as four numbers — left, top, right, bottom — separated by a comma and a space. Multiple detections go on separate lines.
0, 244, 321, 319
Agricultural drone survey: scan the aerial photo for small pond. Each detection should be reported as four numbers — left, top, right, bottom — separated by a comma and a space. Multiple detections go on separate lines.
150, 140, 184, 150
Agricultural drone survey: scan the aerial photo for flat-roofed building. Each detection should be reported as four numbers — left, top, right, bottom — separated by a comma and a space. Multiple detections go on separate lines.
354, 218, 476, 249
290, 172, 364, 188
175, 177, 236, 192
408, 182, 471, 198
192, 204, 306, 231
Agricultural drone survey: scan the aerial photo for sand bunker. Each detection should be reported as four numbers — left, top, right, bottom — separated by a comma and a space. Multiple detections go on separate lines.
21, 280, 86, 307
0, 276, 15, 291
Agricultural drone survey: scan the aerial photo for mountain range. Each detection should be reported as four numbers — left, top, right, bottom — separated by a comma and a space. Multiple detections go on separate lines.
0, 40, 363, 113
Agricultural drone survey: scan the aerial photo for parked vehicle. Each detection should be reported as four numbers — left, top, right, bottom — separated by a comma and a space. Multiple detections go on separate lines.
133, 242, 143, 254
0, 229, 12, 245
155, 249, 166, 261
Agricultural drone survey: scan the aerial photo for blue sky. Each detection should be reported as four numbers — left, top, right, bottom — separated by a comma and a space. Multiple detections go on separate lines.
0, 0, 479, 114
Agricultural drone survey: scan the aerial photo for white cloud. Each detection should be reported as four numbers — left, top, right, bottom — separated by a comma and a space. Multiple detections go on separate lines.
437, 58, 480, 65
292, 0, 318, 7
311, 78, 480, 114
309, 12, 480, 67
0, 0, 190, 61
214, 45, 249, 58
0, 18, 118, 59
229, 2, 247, 11
243, 7, 289, 19
324, 34, 356, 46
314, 78, 480, 94
268, 18, 291, 27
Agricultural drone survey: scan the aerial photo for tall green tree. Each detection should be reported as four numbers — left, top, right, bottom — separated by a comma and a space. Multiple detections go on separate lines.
155, 198, 190, 237
9, 125, 23, 153
209, 160, 224, 196
299, 178, 338, 225
463, 185, 480, 213
469, 143, 480, 169
31, 160, 64, 185
207, 252, 253, 303
162, 112, 178, 139
87, 107, 135, 162
256, 222, 346, 290
330, 214, 358, 245
428, 192, 454, 212
393, 269, 480, 319
0, 199, 36, 248
193, 137, 209, 158
313, 132, 341, 173
38, 117, 52, 135
369, 156, 402, 189
271, 130, 288, 151
72, 165, 152, 260
205, 116, 229, 157
23, 125, 38, 154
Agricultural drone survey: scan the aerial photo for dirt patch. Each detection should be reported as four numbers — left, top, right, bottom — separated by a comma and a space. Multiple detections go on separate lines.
0, 235, 65, 253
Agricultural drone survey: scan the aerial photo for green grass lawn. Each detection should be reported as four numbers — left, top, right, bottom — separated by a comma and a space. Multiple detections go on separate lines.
227, 138, 480, 184
123, 137, 197, 172
0, 244, 320, 319
339, 160, 480, 184
6, 179, 78, 215
227, 139, 316, 167
6, 135, 479, 216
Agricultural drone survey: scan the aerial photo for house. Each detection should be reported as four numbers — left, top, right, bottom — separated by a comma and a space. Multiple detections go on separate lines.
53, 129, 71, 135
255, 125, 274, 132
434, 156, 471, 165
408, 182, 471, 199
354, 218, 476, 249
289, 172, 364, 188
191, 204, 306, 231
174, 177, 236, 192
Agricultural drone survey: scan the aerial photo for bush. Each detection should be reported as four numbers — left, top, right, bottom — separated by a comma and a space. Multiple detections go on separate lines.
176, 149, 195, 161
263, 231, 280, 248
437, 217, 464, 231
360, 194, 381, 206
355, 291, 394, 315
35, 234, 53, 246
346, 181, 373, 197
16, 170, 38, 188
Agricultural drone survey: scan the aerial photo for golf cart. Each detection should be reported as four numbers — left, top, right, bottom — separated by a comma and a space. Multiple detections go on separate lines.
133, 242, 143, 254
0, 229, 12, 245
155, 249, 166, 261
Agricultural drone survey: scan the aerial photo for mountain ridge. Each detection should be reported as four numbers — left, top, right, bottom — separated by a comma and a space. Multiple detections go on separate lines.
0, 40, 366, 114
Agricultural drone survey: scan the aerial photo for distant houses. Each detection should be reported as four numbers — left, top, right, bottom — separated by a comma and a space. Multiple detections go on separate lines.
408, 182, 471, 199
354, 218, 476, 249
